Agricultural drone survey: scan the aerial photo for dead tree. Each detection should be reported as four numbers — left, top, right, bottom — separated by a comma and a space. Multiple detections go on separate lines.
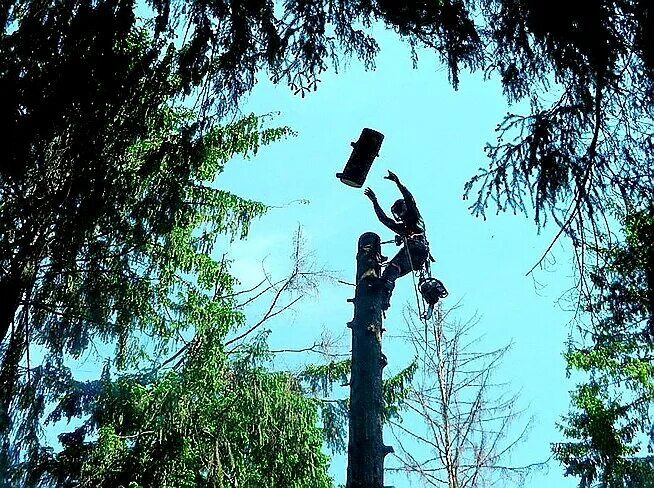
388, 305, 541, 487
346, 232, 393, 488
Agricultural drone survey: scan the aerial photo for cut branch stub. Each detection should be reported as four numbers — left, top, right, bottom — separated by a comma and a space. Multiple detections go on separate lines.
347, 232, 388, 488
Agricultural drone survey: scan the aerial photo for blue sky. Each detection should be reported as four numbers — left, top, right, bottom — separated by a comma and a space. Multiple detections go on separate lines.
219, 27, 582, 487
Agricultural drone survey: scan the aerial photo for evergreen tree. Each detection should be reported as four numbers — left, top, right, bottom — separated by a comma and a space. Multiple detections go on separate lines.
554, 206, 654, 487
0, 2, 330, 484
4, 2, 654, 486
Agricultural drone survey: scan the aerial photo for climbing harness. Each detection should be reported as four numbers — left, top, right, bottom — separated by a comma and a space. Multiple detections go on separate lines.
401, 235, 447, 319
381, 234, 448, 322
380, 233, 448, 372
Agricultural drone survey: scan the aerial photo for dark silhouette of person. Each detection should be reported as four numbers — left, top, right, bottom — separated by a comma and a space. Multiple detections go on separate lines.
364, 170, 430, 310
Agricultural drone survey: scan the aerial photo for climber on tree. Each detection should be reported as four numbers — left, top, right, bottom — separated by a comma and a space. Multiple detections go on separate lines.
364, 170, 431, 310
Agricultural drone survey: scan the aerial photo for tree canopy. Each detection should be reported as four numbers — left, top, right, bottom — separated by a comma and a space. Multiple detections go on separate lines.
3, 1, 654, 486
0, 1, 327, 484
553, 208, 654, 487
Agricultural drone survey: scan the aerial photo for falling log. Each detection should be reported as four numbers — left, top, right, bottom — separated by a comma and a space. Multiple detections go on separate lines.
336, 128, 385, 188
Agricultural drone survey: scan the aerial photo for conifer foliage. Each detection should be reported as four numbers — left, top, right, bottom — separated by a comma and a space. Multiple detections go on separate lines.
554, 207, 654, 487
0, 2, 325, 485
3, 1, 654, 486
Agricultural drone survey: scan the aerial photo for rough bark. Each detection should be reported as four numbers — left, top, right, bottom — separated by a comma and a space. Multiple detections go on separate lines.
346, 232, 391, 488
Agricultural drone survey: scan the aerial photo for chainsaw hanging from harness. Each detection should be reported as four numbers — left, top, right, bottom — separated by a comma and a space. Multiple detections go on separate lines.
378, 232, 430, 311
394, 233, 447, 321
418, 276, 448, 320
397, 233, 446, 321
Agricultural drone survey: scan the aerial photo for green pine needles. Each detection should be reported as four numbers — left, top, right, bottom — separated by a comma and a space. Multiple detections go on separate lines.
0, 3, 331, 485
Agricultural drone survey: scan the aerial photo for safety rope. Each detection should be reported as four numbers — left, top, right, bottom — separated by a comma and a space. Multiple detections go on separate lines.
381, 234, 433, 343
401, 236, 431, 359
401, 237, 423, 313
380, 234, 435, 382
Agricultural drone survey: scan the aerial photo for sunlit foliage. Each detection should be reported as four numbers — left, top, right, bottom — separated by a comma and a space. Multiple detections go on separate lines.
554, 207, 654, 487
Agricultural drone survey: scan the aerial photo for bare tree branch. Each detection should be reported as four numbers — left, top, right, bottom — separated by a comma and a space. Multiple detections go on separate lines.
388, 304, 542, 487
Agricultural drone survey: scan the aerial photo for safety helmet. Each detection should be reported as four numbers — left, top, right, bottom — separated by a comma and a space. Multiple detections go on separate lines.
391, 199, 407, 220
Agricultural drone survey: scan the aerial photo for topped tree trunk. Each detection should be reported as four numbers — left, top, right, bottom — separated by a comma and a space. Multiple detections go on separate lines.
346, 232, 392, 488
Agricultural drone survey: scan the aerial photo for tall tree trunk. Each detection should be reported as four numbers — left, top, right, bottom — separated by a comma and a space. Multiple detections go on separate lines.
346, 232, 392, 488
0, 270, 25, 346
0, 229, 40, 345
0, 319, 26, 484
